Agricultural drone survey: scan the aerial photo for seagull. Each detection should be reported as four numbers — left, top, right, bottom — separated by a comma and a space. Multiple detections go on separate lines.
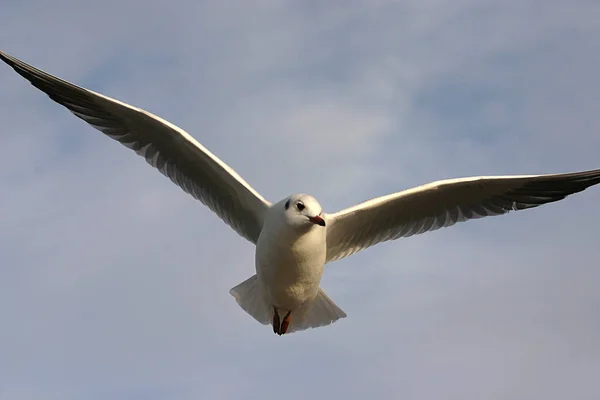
2, 50, 600, 336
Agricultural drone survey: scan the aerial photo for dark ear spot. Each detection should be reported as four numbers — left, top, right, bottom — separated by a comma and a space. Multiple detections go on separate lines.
285, 199, 290, 210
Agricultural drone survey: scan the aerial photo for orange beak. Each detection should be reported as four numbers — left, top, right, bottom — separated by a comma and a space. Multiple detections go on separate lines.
308, 215, 326, 227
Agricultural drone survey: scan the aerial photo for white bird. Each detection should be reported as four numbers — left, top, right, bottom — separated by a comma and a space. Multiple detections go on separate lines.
2, 50, 600, 336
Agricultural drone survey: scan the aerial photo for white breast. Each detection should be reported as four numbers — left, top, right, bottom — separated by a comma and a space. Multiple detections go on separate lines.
255, 208, 327, 311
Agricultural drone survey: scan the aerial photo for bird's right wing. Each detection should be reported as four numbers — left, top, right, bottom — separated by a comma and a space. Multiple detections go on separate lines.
325, 170, 600, 263
0, 50, 271, 243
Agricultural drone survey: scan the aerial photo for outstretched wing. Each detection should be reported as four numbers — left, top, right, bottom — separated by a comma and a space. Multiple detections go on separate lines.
325, 170, 600, 262
0, 50, 270, 243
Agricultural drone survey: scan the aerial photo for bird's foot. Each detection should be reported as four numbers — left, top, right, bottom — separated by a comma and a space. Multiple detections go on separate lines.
272, 308, 292, 336
272, 307, 281, 335
280, 311, 291, 335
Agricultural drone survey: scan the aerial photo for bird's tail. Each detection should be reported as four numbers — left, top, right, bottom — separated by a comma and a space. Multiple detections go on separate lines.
285, 288, 347, 334
229, 275, 271, 325
230, 275, 347, 334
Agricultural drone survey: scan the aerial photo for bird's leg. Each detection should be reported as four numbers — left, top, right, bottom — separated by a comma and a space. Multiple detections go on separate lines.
280, 311, 291, 335
272, 307, 281, 335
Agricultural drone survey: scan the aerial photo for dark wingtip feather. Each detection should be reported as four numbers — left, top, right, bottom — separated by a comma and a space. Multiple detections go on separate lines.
0, 49, 15, 65
0, 49, 87, 97
507, 169, 600, 209
0, 50, 40, 82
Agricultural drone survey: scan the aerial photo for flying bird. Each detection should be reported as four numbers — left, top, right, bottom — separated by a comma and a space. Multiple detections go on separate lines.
2, 50, 599, 335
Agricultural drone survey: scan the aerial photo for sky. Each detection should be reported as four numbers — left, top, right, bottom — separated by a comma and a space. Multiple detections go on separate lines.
1, 0, 600, 399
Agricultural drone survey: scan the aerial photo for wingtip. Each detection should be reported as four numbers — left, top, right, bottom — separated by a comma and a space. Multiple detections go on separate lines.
0, 49, 21, 63
0, 49, 12, 64
0, 49, 28, 74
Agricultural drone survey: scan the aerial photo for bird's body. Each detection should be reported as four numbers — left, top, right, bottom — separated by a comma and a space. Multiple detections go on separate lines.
256, 201, 326, 312
2, 49, 600, 335
237, 195, 340, 334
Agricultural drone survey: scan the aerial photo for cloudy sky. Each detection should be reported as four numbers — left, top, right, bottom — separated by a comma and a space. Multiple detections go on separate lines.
1, 1, 600, 399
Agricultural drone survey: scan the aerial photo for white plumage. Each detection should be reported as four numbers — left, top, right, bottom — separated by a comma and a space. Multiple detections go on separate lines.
2, 50, 599, 335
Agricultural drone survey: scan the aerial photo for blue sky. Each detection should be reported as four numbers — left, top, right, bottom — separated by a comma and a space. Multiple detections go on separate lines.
1, 1, 600, 399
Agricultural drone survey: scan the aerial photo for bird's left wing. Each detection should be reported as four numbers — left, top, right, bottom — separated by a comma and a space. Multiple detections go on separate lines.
0, 50, 271, 243
325, 170, 600, 263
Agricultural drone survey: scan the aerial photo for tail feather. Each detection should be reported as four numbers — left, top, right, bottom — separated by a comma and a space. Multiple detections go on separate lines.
229, 275, 271, 325
287, 288, 347, 334
230, 275, 347, 334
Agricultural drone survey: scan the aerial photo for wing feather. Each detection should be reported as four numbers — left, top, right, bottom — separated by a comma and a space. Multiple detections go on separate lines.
1, 50, 270, 243
326, 171, 600, 263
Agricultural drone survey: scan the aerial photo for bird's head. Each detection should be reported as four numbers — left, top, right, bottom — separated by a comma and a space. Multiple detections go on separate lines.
283, 194, 326, 229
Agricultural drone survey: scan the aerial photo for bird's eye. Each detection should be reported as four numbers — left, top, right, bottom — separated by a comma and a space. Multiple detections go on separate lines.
297, 202, 305, 211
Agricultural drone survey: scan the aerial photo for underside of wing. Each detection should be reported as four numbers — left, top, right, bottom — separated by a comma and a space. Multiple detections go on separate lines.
0, 50, 271, 243
325, 170, 600, 263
